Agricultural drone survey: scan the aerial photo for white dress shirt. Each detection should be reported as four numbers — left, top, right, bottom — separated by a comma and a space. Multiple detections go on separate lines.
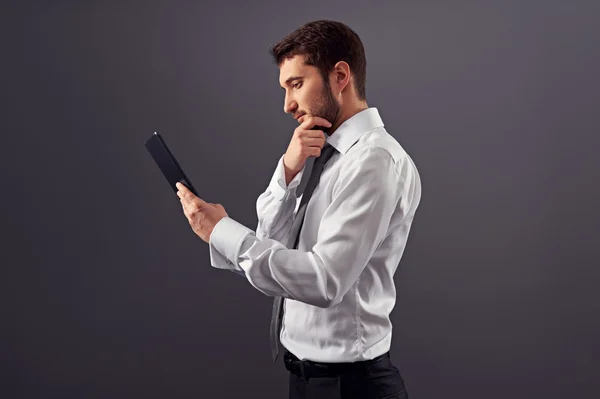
209, 107, 422, 363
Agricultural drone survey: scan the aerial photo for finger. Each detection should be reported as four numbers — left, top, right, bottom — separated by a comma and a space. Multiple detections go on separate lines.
300, 116, 332, 130
179, 194, 191, 211
304, 130, 327, 139
177, 183, 207, 205
302, 137, 326, 147
177, 182, 195, 196
180, 200, 190, 221
309, 147, 322, 157
176, 185, 188, 200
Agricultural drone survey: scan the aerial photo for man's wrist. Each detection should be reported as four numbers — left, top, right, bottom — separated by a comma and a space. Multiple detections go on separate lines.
283, 157, 301, 186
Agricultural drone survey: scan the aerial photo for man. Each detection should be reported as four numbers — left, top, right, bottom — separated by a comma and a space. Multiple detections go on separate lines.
176, 20, 421, 399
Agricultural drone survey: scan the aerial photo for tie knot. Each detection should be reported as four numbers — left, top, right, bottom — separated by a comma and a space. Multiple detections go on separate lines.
316, 143, 336, 165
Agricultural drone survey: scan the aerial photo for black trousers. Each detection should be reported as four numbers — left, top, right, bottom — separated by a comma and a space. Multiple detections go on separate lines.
284, 349, 408, 399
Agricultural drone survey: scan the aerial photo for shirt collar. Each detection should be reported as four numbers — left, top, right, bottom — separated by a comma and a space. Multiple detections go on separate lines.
326, 107, 384, 155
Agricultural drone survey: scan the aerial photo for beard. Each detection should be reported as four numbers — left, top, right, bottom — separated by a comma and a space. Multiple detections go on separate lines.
307, 80, 340, 135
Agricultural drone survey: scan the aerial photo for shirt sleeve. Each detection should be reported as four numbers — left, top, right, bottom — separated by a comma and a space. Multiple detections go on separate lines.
255, 154, 306, 243
209, 154, 306, 275
209, 146, 405, 308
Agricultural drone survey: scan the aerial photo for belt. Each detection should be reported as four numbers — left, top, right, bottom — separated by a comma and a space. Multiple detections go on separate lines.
283, 350, 390, 379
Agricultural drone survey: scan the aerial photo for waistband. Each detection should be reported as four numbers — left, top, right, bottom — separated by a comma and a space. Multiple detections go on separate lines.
283, 350, 390, 379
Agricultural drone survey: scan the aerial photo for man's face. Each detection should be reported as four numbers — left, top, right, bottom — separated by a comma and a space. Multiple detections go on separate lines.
279, 55, 340, 133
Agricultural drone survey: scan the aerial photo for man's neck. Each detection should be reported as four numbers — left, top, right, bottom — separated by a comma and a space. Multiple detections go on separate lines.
329, 103, 369, 136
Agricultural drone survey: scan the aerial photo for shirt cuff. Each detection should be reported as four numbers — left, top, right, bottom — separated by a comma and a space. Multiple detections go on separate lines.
209, 216, 254, 272
268, 154, 306, 201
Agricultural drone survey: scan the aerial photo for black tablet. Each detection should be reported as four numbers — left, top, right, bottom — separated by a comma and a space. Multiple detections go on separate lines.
144, 132, 199, 196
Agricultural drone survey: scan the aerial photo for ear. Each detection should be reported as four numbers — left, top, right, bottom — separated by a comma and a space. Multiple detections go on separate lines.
331, 61, 351, 94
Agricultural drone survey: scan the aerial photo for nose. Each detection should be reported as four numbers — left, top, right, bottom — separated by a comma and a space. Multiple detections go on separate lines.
284, 92, 297, 115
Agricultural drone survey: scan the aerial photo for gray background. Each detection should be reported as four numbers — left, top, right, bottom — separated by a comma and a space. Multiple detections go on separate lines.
2, 1, 599, 398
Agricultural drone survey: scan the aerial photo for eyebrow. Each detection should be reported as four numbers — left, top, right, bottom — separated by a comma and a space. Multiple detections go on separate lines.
281, 75, 304, 88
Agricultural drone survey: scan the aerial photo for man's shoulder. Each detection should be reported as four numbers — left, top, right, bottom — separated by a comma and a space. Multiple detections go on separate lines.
350, 126, 410, 165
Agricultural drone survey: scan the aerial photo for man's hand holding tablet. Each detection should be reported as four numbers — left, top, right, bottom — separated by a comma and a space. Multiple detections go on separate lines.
145, 132, 229, 243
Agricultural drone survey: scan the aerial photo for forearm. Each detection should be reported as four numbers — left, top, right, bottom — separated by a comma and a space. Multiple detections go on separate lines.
255, 186, 297, 244
255, 154, 306, 243
236, 234, 335, 308
283, 160, 301, 186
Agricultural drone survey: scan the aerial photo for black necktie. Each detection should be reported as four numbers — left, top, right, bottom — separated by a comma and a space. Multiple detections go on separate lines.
269, 143, 337, 363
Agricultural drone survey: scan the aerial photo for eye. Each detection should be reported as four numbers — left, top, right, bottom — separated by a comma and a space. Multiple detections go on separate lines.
293, 81, 302, 89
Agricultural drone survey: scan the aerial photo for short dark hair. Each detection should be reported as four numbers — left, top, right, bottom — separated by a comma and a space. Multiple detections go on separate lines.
269, 20, 367, 101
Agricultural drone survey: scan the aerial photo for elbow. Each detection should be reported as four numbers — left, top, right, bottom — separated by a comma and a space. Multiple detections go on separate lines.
327, 293, 345, 308
295, 259, 349, 308
310, 270, 346, 309
310, 292, 343, 309
311, 297, 335, 309
299, 291, 336, 309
